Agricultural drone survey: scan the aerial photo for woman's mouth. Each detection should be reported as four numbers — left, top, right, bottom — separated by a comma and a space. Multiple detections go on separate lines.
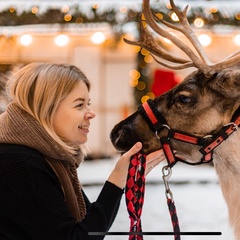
78, 125, 89, 131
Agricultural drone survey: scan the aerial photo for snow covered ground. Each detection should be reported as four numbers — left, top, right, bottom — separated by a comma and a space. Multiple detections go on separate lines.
78, 157, 234, 240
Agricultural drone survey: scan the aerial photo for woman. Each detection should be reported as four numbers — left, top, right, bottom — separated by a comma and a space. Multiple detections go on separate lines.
0, 62, 165, 240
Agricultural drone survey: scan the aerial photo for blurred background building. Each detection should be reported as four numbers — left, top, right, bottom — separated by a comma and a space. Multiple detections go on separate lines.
0, 0, 240, 158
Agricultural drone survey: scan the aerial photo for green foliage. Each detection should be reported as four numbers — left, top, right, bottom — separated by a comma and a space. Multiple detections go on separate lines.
0, 4, 239, 27
134, 50, 151, 106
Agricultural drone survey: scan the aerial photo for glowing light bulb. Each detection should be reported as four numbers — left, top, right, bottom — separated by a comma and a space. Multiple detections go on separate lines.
20, 34, 33, 46
90, 32, 106, 45
234, 34, 240, 46
194, 18, 204, 28
54, 34, 69, 47
198, 34, 212, 47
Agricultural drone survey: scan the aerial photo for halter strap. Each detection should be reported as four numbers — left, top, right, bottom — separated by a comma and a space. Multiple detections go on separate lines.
138, 100, 166, 132
200, 116, 240, 155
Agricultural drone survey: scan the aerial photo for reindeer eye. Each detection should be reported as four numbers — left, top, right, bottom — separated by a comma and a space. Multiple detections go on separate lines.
178, 95, 191, 104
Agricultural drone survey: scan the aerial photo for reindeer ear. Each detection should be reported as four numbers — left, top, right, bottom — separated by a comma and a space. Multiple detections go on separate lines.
209, 68, 240, 98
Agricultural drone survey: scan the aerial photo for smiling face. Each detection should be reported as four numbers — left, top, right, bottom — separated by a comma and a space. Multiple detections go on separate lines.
52, 81, 95, 146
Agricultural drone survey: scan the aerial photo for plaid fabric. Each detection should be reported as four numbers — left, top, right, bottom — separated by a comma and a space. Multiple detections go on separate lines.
125, 153, 146, 240
167, 198, 181, 240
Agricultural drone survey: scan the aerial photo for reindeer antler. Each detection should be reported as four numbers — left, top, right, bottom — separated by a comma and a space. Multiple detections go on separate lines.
124, 18, 193, 67
124, 0, 240, 77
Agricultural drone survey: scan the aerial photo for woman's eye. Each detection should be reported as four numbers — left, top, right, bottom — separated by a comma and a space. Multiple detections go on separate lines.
178, 95, 191, 104
76, 103, 84, 108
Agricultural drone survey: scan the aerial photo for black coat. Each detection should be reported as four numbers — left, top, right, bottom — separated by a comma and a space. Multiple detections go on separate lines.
0, 144, 123, 240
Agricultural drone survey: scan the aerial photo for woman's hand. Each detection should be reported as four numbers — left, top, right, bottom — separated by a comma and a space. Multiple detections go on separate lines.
107, 142, 166, 189
108, 142, 142, 189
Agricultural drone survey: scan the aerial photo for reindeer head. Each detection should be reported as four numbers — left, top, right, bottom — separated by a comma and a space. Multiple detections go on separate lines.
110, 0, 240, 162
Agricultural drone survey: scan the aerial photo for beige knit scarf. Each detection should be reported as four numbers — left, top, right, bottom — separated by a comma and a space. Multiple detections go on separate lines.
0, 102, 86, 222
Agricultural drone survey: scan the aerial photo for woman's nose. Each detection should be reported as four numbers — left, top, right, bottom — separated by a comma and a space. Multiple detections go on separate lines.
85, 108, 96, 120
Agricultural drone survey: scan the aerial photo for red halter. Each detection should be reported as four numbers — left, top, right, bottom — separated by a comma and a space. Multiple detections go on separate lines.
139, 99, 240, 168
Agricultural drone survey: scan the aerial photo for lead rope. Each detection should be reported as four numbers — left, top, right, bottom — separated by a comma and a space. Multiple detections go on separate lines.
162, 166, 181, 240
125, 153, 181, 240
125, 153, 146, 240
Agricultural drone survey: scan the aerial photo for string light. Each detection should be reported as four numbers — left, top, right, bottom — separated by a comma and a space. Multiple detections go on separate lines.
9, 6, 16, 13
92, 3, 100, 10
156, 13, 163, 19
129, 69, 140, 79
20, 34, 33, 46
198, 34, 212, 47
194, 18, 205, 28
64, 14, 72, 22
120, 6, 128, 14
235, 13, 240, 21
170, 12, 179, 22
141, 95, 150, 103
144, 55, 153, 63
141, 48, 149, 56
234, 34, 240, 46
90, 32, 106, 45
31, 7, 38, 14
129, 69, 140, 87
137, 81, 146, 91
75, 17, 83, 24
146, 92, 155, 99
210, 6, 218, 14
62, 6, 69, 13
54, 34, 69, 47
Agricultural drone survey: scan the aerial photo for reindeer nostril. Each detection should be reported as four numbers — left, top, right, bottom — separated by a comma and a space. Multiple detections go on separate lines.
110, 124, 121, 142
110, 122, 136, 152
110, 111, 140, 151
111, 129, 122, 145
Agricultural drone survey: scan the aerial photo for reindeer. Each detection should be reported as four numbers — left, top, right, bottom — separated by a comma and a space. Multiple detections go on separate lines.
110, 0, 240, 238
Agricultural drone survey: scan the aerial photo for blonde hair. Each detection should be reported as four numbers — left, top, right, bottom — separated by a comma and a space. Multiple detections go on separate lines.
7, 62, 90, 155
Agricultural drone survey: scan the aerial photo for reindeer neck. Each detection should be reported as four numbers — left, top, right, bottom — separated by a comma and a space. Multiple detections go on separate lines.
214, 131, 240, 178
213, 131, 240, 239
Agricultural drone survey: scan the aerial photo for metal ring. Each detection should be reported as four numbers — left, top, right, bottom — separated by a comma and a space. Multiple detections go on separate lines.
155, 124, 171, 139
203, 134, 213, 139
162, 124, 171, 130
224, 122, 238, 130
162, 165, 172, 178
231, 123, 238, 131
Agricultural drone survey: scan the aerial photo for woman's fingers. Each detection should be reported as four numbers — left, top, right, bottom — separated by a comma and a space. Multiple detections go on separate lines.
145, 149, 166, 175
122, 142, 142, 160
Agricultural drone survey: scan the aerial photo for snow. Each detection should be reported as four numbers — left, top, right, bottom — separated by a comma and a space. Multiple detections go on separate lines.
78, 157, 234, 239
0, 0, 144, 13
78, 156, 219, 186
1, 0, 240, 14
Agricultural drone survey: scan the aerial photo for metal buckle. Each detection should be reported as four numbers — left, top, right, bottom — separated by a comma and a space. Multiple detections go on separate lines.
162, 165, 173, 200
224, 122, 238, 131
